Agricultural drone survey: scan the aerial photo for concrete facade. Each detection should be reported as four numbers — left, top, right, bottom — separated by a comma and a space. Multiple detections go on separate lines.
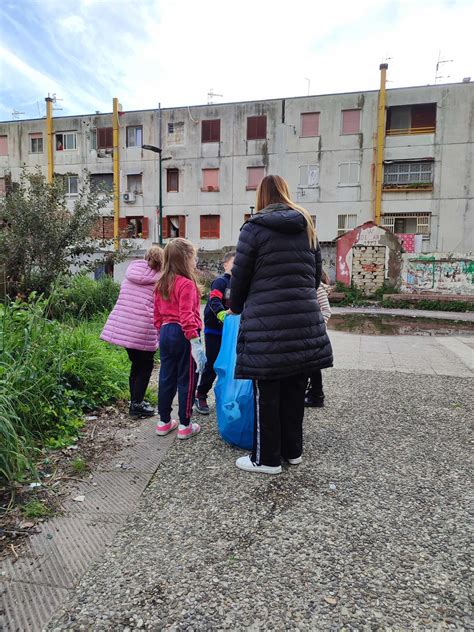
0, 81, 472, 264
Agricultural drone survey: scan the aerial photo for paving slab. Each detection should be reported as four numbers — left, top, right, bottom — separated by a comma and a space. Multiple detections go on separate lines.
0, 413, 177, 632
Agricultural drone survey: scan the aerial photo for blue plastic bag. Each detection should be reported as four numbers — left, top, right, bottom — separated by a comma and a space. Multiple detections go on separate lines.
214, 315, 254, 450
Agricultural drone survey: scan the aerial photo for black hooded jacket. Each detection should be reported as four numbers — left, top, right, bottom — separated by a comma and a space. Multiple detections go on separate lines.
230, 203, 333, 380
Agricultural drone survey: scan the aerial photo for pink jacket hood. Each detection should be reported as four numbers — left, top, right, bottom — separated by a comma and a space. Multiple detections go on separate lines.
125, 260, 158, 286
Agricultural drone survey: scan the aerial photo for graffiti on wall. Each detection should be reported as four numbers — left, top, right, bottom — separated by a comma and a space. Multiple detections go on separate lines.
402, 254, 474, 295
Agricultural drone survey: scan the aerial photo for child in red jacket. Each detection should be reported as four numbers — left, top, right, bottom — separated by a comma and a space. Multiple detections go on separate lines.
154, 238, 207, 440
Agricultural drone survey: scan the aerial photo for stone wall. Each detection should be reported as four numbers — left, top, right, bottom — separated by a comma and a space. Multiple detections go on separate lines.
352, 245, 386, 295
401, 253, 474, 295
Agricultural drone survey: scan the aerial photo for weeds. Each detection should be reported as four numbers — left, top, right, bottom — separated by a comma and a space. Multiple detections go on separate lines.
71, 457, 88, 475
0, 298, 129, 484
22, 500, 52, 519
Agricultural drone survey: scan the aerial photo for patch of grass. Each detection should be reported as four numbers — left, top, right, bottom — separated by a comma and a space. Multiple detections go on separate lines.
22, 500, 52, 519
71, 457, 88, 475
334, 282, 368, 306
48, 274, 120, 321
0, 298, 129, 484
382, 298, 474, 312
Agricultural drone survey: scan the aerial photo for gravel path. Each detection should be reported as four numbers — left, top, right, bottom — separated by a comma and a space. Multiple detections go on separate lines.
48, 369, 471, 631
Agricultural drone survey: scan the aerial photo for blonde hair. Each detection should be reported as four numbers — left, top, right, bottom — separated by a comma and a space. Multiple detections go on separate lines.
255, 175, 316, 248
155, 238, 200, 300
145, 246, 164, 271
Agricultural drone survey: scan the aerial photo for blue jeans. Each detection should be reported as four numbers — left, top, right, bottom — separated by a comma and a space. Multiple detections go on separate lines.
158, 323, 197, 426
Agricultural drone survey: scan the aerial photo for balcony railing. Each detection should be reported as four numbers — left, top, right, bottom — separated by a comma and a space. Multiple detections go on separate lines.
386, 126, 436, 136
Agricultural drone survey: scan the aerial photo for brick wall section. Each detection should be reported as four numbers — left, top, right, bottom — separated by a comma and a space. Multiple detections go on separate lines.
352, 245, 386, 294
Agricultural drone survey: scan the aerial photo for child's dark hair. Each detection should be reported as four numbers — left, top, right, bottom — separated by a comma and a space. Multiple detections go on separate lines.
223, 251, 236, 264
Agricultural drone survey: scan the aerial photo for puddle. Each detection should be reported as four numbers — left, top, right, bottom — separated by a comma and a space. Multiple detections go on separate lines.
327, 313, 474, 336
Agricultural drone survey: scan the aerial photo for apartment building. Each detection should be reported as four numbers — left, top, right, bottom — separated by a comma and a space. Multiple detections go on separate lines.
0, 79, 472, 257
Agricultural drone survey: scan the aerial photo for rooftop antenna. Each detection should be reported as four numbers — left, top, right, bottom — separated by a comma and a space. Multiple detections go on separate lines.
305, 78, 310, 96
207, 89, 223, 105
435, 50, 453, 83
49, 92, 64, 111
12, 109, 25, 120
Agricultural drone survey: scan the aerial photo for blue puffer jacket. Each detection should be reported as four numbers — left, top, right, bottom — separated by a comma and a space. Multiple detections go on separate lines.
230, 203, 333, 380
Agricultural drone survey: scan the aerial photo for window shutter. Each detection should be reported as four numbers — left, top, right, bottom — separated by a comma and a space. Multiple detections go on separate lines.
118, 217, 128, 238
411, 104, 436, 131
0, 136, 8, 156
179, 215, 186, 238
141, 217, 149, 238
162, 216, 170, 239
247, 166, 264, 189
342, 110, 361, 134
202, 169, 219, 190
210, 215, 220, 238
247, 116, 266, 140
301, 113, 319, 137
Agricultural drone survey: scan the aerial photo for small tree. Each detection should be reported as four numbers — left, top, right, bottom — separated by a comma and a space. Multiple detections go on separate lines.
0, 169, 122, 296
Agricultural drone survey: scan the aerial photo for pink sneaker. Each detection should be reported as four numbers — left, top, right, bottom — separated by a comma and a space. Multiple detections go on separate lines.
156, 419, 178, 436
177, 422, 201, 440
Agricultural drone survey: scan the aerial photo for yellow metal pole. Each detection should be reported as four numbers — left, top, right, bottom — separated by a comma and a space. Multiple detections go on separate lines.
45, 96, 54, 183
113, 97, 120, 251
374, 63, 388, 226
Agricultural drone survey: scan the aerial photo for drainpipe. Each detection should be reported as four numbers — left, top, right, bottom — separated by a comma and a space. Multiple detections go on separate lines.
45, 96, 54, 184
374, 63, 388, 226
113, 97, 120, 251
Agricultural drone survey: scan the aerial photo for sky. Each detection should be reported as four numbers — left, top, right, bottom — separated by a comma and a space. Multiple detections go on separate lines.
0, 0, 473, 121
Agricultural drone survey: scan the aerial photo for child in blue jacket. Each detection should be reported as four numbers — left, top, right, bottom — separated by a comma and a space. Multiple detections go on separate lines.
195, 251, 235, 414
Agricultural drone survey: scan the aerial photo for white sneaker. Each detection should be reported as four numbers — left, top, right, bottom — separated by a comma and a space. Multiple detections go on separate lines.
235, 455, 282, 475
286, 456, 302, 465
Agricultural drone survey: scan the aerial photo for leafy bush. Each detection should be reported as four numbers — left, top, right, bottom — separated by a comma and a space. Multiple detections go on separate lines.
0, 299, 129, 483
382, 297, 474, 312
334, 282, 368, 306
48, 274, 120, 320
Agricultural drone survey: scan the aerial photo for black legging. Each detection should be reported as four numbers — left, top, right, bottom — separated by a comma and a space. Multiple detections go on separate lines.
126, 348, 155, 403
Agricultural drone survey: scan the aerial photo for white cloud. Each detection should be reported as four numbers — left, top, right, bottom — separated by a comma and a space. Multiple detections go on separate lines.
58, 15, 86, 33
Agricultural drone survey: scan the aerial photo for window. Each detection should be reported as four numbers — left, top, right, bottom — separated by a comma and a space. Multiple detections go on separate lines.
29, 133, 43, 153
118, 216, 149, 239
92, 216, 114, 240
202, 168, 219, 192
167, 168, 179, 192
90, 173, 113, 191
127, 126, 143, 147
96, 127, 113, 149
341, 109, 361, 134
0, 177, 5, 195
386, 104, 436, 135
127, 174, 143, 194
200, 215, 220, 239
338, 162, 360, 185
56, 132, 76, 151
382, 213, 431, 237
300, 112, 320, 137
247, 115, 267, 140
299, 165, 319, 188
0, 136, 8, 155
246, 166, 265, 190
383, 161, 434, 188
201, 119, 221, 143
337, 214, 358, 236
163, 215, 186, 239
65, 174, 79, 196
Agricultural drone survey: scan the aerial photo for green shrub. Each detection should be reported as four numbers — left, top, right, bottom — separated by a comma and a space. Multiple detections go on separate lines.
382, 297, 474, 312
48, 274, 120, 320
0, 299, 129, 483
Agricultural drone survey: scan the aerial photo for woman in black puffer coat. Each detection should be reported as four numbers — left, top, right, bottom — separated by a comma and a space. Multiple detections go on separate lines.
230, 175, 333, 475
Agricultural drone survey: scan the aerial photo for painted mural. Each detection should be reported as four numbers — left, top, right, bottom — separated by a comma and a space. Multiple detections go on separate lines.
401, 254, 474, 295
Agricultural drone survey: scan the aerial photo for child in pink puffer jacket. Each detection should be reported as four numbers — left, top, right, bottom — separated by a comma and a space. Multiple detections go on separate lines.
101, 246, 163, 417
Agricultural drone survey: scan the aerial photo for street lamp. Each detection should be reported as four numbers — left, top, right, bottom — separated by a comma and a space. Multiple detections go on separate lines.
142, 144, 171, 245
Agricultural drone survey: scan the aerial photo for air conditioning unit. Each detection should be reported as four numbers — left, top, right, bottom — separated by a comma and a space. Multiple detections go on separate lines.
123, 191, 136, 203
97, 149, 106, 157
